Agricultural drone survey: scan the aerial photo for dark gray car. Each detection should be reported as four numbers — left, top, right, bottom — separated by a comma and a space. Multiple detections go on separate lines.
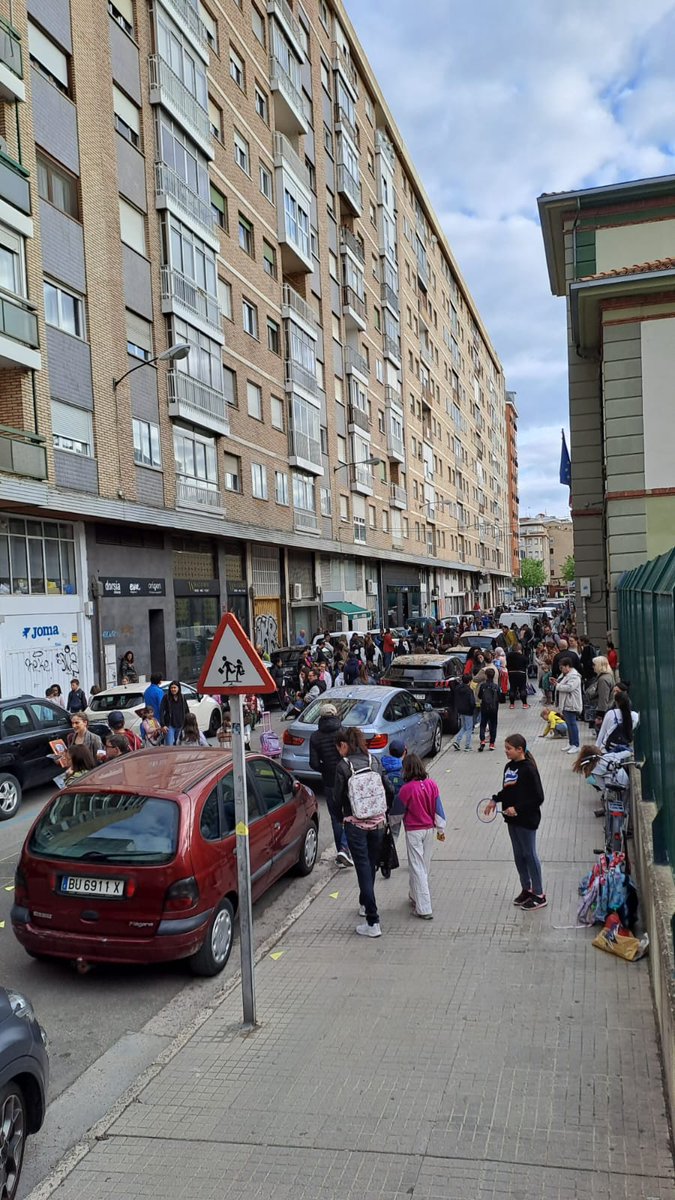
0, 987, 49, 1199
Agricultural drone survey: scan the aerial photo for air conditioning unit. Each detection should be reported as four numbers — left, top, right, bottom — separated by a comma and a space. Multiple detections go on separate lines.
365, 579, 377, 595
292, 583, 303, 601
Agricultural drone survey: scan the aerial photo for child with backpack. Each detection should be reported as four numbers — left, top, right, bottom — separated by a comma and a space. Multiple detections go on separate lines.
477, 667, 500, 751
380, 738, 406, 840
333, 726, 394, 938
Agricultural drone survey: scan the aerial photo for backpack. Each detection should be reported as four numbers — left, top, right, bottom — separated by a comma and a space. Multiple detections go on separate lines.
343, 659, 360, 684
480, 683, 499, 714
347, 756, 387, 820
260, 729, 282, 758
605, 721, 631, 753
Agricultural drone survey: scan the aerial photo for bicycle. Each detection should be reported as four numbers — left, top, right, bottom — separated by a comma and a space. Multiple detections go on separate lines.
590, 756, 641, 858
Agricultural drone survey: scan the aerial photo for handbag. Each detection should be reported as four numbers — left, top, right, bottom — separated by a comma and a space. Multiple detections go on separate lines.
379, 821, 400, 873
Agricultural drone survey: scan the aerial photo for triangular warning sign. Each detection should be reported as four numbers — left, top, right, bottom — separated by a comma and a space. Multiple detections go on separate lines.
198, 613, 276, 695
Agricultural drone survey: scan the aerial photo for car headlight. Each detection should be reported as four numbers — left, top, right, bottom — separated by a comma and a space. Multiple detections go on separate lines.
7, 990, 36, 1021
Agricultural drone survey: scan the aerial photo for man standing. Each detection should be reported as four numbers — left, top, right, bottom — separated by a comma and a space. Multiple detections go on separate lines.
309, 704, 353, 868
296, 629, 307, 646
506, 644, 529, 709
382, 628, 396, 670
143, 673, 164, 723
555, 657, 583, 754
66, 678, 88, 714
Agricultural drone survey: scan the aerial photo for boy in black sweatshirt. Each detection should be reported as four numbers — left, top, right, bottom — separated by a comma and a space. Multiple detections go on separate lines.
486, 733, 546, 910
452, 680, 476, 752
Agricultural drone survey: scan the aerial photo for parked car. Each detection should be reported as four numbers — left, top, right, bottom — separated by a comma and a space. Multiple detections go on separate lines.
0, 696, 110, 821
85, 682, 222, 737
269, 647, 309, 699
380, 652, 469, 732
456, 628, 507, 652
281, 684, 442, 781
0, 986, 49, 1200
12, 748, 318, 977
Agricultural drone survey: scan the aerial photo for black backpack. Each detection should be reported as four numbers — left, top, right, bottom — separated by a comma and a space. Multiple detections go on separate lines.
480, 683, 500, 714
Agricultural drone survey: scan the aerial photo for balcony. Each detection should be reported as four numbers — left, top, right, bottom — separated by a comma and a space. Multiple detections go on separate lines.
417, 252, 429, 289
160, 0, 209, 58
282, 283, 319, 331
375, 128, 395, 168
148, 56, 212, 157
422, 423, 433, 443
421, 378, 435, 404
420, 340, 433, 369
380, 280, 399, 315
155, 161, 215, 239
267, 0, 305, 60
383, 333, 400, 366
386, 420, 405, 463
342, 285, 367, 331
289, 428, 323, 475
385, 385, 402, 410
423, 502, 437, 523
0, 425, 46, 480
334, 102, 358, 147
336, 163, 362, 216
0, 153, 31, 221
293, 508, 320, 534
161, 266, 222, 338
176, 475, 223, 511
167, 370, 230, 437
351, 463, 374, 495
340, 226, 364, 264
348, 403, 370, 434
389, 483, 407, 509
0, 19, 24, 102
0, 292, 40, 371
344, 345, 369, 380
269, 54, 308, 135
285, 357, 320, 400
274, 130, 310, 189
331, 42, 358, 95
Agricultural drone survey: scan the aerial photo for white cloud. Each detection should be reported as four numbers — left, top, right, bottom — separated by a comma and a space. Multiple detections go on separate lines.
344, 0, 675, 512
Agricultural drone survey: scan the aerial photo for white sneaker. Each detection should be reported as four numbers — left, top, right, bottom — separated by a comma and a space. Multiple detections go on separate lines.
566, 746, 578, 754
356, 922, 381, 937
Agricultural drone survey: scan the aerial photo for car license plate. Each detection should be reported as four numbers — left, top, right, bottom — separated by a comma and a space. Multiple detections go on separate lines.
414, 693, 426, 701
60, 876, 125, 899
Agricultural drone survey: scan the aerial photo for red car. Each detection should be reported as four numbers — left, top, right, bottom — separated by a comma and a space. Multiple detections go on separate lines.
11, 748, 318, 977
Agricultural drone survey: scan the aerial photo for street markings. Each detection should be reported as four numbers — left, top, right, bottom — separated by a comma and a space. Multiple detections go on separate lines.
329, 891, 340, 899
269, 950, 284, 961
4, 884, 13, 892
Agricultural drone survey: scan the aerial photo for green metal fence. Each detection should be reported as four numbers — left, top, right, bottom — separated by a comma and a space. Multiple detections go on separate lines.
617, 549, 675, 876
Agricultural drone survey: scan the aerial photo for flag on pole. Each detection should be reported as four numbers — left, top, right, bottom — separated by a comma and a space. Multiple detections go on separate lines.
559, 429, 572, 491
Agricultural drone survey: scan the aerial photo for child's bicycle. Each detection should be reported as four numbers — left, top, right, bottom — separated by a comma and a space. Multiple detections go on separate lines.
592, 757, 641, 858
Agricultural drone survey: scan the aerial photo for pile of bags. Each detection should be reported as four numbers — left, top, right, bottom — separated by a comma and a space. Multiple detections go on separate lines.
578, 852, 647, 961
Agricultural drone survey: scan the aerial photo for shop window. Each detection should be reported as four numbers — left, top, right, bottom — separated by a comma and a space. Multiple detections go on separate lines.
0, 517, 77, 596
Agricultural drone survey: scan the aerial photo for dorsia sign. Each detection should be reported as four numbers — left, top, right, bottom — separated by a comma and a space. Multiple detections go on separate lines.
100, 577, 166, 597
197, 612, 276, 695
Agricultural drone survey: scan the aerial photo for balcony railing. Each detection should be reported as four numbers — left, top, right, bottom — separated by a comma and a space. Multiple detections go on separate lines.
293, 508, 320, 533
421, 378, 435, 403
289, 428, 322, 469
348, 403, 369, 433
268, 0, 303, 48
0, 19, 22, 79
167, 370, 230, 435
160, 0, 208, 49
380, 280, 399, 314
383, 334, 400, 362
336, 163, 362, 212
155, 162, 214, 235
386, 426, 404, 460
389, 483, 407, 508
0, 153, 30, 216
285, 357, 320, 398
385, 385, 402, 411
274, 131, 310, 188
161, 266, 221, 333
342, 286, 366, 321
340, 226, 364, 264
282, 283, 319, 330
0, 425, 46, 480
269, 55, 308, 125
344, 345, 369, 377
0, 292, 39, 348
375, 128, 395, 167
176, 475, 222, 509
420, 341, 433, 369
148, 55, 211, 147
417, 252, 429, 288
331, 42, 358, 92
334, 102, 358, 146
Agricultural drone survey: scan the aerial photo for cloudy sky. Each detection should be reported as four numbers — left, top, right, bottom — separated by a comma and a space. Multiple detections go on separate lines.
343, 0, 675, 516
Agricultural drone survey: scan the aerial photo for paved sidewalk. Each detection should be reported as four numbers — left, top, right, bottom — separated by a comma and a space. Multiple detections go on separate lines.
35, 701, 674, 1199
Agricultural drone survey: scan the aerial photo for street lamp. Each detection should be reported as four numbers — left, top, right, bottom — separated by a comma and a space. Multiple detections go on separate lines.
113, 342, 191, 391
333, 455, 383, 474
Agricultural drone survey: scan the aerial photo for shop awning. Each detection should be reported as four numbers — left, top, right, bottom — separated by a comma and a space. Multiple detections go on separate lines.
324, 601, 370, 616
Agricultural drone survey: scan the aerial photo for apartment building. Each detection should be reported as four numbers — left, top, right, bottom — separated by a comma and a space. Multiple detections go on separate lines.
518, 514, 573, 591
546, 517, 573, 589
519, 515, 550, 581
0, 0, 511, 694
505, 391, 519, 577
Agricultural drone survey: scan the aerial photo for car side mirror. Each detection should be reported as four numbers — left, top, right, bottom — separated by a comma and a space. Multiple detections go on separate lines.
424, 703, 433, 712
292, 778, 302, 794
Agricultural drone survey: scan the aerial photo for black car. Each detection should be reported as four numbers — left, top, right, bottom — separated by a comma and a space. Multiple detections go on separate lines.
0, 696, 109, 820
380, 652, 468, 733
268, 647, 308, 702
0, 987, 49, 1200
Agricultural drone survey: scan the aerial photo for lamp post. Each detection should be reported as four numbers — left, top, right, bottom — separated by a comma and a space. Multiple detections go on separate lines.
333, 455, 383, 475
112, 341, 191, 391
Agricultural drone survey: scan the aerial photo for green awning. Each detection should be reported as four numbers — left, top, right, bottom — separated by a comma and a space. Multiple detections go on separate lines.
324, 601, 370, 616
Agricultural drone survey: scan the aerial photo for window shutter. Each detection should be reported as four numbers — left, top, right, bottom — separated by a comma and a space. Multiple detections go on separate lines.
51, 399, 93, 444
113, 85, 140, 135
113, 0, 134, 23
28, 22, 69, 88
119, 199, 146, 255
126, 310, 153, 352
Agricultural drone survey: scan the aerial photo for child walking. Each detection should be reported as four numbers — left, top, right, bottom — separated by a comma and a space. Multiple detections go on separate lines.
398, 754, 446, 920
486, 734, 546, 910
452, 679, 476, 751
477, 667, 500, 751
178, 713, 209, 746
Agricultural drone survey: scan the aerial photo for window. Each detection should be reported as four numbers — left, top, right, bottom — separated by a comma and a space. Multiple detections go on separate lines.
126, 310, 152, 360
323, 125, 333, 156
199, 3, 218, 52
339, 494, 349, 521
292, 471, 315, 513
369, 201, 376, 227
119, 198, 145, 255
283, 190, 310, 258
37, 154, 79, 220
337, 435, 347, 464
242, 298, 258, 338
238, 213, 253, 255
0, 517, 76, 596
328, 251, 338, 281
208, 97, 222, 141
223, 453, 241, 491
320, 60, 330, 92
251, 462, 268, 499
251, 4, 265, 44
229, 46, 245, 89
157, 15, 208, 108
402, 516, 409, 539
28, 21, 69, 94
172, 316, 223, 393
174, 428, 218, 489
255, 85, 269, 123
223, 366, 237, 406
262, 239, 277, 278
368, 504, 376, 529
218, 278, 232, 320
0, 226, 23, 298
108, 0, 133, 36
267, 318, 280, 355
210, 185, 228, 231
382, 509, 389, 532
367, 149, 374, 176
373, 306, 381, 331
365, 94, 374, 123
275, 471, 288, 505
376, 358, 383, 383
247, 380, 262, 419
354, 516, 366, 543
44, 281, 84, 338
52, 400, 93, 457
259, 162, 273, 202
113, 85, 141, 148
234, 130, 250, 174
271, 395, 284, 429
132, 418, 161, 468
319, 0, 329, 29
320, 487, 331, 516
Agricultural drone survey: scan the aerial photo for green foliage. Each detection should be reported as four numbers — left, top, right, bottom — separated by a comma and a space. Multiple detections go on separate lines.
562, 555, 575, 583
516, 558, 546, 590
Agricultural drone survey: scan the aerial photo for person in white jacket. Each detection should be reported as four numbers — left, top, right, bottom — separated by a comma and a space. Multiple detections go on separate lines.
555, 658, 583, 753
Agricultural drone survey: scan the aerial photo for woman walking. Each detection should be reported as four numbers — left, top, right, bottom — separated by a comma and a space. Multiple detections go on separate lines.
485, 734, 546, 910
399, 754, 445, 920
160, 681, 190, 746
333, 726, 393, 938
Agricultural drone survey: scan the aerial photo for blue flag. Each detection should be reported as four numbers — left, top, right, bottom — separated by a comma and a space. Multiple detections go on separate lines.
559, 430, 571, 488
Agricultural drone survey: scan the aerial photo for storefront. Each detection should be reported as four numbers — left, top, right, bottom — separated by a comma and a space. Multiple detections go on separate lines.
0, 515, 93, 697
172, 539, 220, 683
287, 548, 318, 643
322, 599, 370, 634
220, 542, 249, 634
251, 545, 282, 655
381, 563, 422, 628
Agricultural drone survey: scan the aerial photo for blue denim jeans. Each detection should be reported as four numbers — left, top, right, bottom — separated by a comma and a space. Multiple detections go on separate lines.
324, 786, 348, 854
454, 714, 474, 749
165, 726, 181, 746
563, 710, 580, 748
507, 823, 543, 895
344, 821, 385, 926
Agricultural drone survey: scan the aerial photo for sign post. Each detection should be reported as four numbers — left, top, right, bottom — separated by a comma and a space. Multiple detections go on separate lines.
197, 613, 276, 1027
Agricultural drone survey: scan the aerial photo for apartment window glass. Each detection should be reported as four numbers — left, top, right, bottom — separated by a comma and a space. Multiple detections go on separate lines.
210, 184, 227, 230
173, 316, 223, 391
247, 381, 262, 419
242, 299, 258, 338
132, 418, 161, 468
353, 516, 366, 543
0, 517, 76, 597
262, 239, 277, 278
174, 428, 218, 486
0, 226, 23, 297
251, 4, 265, 44
168, 217, 217, 295
37, 155, 79, 220
259, 162, 273, 202
157, 15, 208, 108
229, 46, 245, 89
208, 97, 222, 140
119, 199, 146, 255
199, 3, 218, 52
283, 190, 309, 257
320, 60, 330, 92
319, 0, 329, 28
28, 22, 69, 94
108, 0, 134, 36
271, 395, 284, 429
320, 487, 331, 516
218, 278, 232, 320
223, 453, 241, 491
113, 85, 141, 148
159, 116, 210, 202
287, 320, 316, 377
368, 505, 376, 529
238, 213, 253, 255
339, 494, 349, 521
223, 365, 237, 406
292, 471, 315, 513
337, 435, 347, 463
234, 130, 250, 174
255, 85, 269, 123
382, 509, 389, 532
275, 471, 288, 505
51, 400, 93, 457
44, 282, 84, 338
267, 318, 280, 355
251, 462, 268, 499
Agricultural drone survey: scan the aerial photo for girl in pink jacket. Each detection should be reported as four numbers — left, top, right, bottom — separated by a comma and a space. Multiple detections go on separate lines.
398, 755, 446, 920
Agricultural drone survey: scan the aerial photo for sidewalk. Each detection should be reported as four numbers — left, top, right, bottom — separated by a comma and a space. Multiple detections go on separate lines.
31, 701, 674, 1200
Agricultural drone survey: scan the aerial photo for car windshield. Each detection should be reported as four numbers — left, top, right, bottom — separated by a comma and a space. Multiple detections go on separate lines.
89, 693, 143, 712
29, 792, 179, 864
389, 663, 445, 681
299, 697, 380, 726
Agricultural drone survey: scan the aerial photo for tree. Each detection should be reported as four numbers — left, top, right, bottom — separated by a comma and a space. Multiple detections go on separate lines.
562, 555, 575, 583
515, 558, 546, 591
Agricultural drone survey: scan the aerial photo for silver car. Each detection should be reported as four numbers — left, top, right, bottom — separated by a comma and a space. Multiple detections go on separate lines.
280, 685, 443, 781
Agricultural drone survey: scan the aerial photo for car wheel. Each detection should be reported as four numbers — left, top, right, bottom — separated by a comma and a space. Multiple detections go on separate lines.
294, 820, 318, 876
189, 898, 235, 977
207, 708, 222, 737
0, 1080, 26, 1200
0, 775, 21, 821
428, 723, 442, 757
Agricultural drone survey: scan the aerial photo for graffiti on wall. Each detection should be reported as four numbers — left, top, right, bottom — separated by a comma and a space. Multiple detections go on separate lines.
253, 613, 279, 657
